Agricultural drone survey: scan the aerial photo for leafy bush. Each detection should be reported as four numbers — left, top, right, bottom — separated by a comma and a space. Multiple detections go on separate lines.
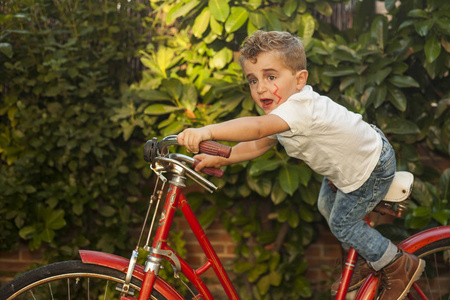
0, 0, 448, 298
0, 0, 149, 256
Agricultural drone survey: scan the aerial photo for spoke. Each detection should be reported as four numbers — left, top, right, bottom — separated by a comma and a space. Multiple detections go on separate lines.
67, 278, 70, 299
433, 254, 442, 298
88, 278, 90, 299
104, 280, 109, 300
49, 282, 54, 299
29, 290, 37, 300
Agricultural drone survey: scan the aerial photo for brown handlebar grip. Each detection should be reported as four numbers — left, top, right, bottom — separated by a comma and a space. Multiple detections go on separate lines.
198, 141, 232, 158
193, 160, 224, 178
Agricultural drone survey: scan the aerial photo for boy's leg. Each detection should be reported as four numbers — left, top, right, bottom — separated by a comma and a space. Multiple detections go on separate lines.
328, 132, 397, 267
328, 130, 425, 299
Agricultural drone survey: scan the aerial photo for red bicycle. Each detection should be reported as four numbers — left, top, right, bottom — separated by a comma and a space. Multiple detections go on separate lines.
1, 135, 449, 300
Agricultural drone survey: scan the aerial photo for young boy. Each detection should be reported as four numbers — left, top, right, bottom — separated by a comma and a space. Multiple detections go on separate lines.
177, 30, 424, 300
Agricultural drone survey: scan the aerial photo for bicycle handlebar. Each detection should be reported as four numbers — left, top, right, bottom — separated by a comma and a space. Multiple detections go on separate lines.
143, 135, 231, 179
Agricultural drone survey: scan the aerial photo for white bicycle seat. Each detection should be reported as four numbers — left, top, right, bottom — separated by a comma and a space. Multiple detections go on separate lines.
383, 171, 414, 202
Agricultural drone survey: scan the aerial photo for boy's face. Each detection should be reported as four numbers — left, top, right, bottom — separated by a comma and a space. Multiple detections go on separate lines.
243, 51, 308, 114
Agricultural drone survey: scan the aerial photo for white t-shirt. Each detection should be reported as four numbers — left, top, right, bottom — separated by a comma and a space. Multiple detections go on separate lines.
270, 85, 382, 193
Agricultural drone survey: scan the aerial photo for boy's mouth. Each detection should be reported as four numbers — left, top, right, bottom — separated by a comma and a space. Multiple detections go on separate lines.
260, 98, 273, 107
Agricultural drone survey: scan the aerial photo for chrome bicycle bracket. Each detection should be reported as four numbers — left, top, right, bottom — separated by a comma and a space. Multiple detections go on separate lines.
147, 247, 182, 276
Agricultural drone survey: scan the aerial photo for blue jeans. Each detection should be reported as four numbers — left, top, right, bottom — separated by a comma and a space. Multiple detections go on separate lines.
317, 127, 398, 270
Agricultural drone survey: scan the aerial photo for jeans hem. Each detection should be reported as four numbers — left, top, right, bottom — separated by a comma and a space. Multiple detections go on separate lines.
369, 242, 398, 271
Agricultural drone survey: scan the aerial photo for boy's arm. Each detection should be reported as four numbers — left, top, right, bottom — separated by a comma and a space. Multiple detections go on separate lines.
193, 137, 278, 171
178, 114, 289, 153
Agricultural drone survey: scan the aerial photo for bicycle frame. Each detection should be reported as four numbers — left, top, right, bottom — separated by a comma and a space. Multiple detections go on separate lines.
76, 137, 450, 300
140, 184, 239, 300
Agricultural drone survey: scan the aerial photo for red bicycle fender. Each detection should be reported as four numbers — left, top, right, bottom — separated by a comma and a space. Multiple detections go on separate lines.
354, 225, 450, 299
79, 250, 184, 300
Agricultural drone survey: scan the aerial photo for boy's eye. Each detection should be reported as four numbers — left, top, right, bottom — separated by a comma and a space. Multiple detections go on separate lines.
248, 79, 257, 85
268, 75, 276, 80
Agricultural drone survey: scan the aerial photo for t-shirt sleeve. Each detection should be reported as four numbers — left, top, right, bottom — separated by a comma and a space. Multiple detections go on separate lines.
270, 99, 311, 136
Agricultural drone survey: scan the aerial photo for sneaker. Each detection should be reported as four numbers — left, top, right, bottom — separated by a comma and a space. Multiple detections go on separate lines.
378, 250, 426, 300
331, 257, 373, 296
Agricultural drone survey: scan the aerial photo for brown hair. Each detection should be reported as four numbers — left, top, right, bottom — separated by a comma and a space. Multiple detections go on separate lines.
239, 31, 307, 73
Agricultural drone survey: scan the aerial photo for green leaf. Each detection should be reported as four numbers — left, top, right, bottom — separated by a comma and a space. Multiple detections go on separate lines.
299, 206, 314, 222
257, 274, 271, 294
262, 11, 282, 31
247, 264, 268, 282
333, 46, 361, 63
323, 67, 355, 77
384, 119, 420, 135
210, 47, 233, 69
99, 205, 116, 217
431, 211, 448, 225
209, 0, 230, 22
294, 276, 312, 298
407, 9, 429, 19
210, 14, 223, 35
198, 207, 218, 228
283, 0, 298, 17
249, 159, 283, 177
234, 261, 253, 273
384, 0, 396, 11
249, 11, 266, 29
225, 7, 249, 33
300, 14, 316, 44
138, 90, 171, 101
167, 0, 200, 23
373, 67, 392, 85
279, 166, 300, 196
141, 57, 165, 77
411, 178, 433, 207
156, 46, 176, 77
193, 8, 211, 38
298, 163, 312, 186
45, 209, 66, 230
374, 84, 387, 108
144, 104, 183, 115
387, 87, 407, 111
315, 0, 332, 17
288, 210, 300, 228
371, 16, 387, 50
19, 225, 36, 239
388, 75, 420, 88
0, 43, 13, 58
414, 19, 435, 37
361, 86, 376, 108
271, 181, 287, 205
424, 35, 441, 63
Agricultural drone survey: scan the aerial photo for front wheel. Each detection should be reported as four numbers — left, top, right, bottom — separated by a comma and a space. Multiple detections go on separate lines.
0, 260, 169, 300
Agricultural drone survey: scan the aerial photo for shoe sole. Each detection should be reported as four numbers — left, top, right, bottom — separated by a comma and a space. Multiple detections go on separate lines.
396, 258, 426, 300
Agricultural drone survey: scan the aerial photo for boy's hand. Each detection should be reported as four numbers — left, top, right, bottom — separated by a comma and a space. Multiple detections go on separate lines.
177, 127, 213, 153
193, 154, 224, 171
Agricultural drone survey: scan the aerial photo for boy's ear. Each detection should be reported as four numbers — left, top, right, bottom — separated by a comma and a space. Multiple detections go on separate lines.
296, 70, 308, 88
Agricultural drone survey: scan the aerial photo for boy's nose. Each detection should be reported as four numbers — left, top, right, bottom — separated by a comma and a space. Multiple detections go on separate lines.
257, 82, 267, 94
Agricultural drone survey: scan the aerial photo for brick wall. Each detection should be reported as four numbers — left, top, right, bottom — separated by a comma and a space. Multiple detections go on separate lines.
0, 245, 45, 286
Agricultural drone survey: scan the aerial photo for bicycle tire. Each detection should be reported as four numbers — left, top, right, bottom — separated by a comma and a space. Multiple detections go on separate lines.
409, 237, 450, 300
0, 260, 169, 300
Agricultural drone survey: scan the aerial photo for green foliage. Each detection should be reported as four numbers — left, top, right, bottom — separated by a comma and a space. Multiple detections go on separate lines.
0, 0, 149, 256
0, 0, 448, 299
